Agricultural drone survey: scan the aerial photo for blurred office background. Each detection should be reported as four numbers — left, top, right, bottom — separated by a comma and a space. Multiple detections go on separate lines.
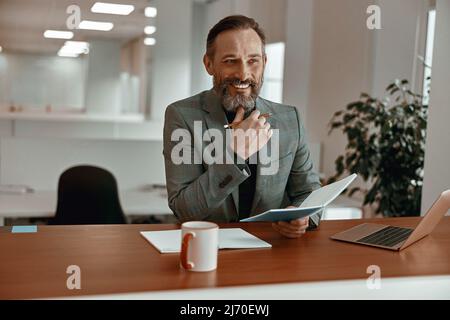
0, 0, 448, 225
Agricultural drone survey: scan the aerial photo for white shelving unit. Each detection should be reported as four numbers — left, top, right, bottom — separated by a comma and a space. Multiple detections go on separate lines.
0, 111, 145, 123
0, 112, 163, 141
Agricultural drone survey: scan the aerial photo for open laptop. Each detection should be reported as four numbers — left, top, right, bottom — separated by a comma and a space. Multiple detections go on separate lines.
331, 190, 450, 251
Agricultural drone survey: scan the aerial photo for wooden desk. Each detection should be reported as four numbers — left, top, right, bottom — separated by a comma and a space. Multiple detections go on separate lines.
1, 217, 449, 299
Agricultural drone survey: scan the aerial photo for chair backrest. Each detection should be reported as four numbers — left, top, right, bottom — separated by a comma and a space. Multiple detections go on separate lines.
51, 165, 126, 225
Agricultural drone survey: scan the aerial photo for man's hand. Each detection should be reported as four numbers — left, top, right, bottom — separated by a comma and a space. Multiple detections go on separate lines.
272, 206, 309, 238
229, 107, 272, 160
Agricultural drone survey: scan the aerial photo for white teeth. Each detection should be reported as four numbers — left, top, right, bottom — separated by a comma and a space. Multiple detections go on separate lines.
233, 83, 250, 89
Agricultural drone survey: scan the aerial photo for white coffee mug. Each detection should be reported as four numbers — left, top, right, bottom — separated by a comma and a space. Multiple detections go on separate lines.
180, 221, 219, 272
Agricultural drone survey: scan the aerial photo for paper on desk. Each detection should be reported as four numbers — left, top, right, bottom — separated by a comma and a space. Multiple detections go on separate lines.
140, 228, 271, 253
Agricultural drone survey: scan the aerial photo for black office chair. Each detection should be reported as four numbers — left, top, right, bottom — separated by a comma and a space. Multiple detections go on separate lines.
50, 165, 127, 225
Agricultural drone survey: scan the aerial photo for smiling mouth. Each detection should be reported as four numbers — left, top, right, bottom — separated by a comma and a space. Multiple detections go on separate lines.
231, 83, 251, 89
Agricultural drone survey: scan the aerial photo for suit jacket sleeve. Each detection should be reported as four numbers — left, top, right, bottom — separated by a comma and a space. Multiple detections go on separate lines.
287, 107, 322, 228
163, 104, 248, 222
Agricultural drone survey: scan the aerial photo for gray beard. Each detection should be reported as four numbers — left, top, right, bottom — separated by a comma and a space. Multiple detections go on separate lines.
214, 77, 263, 114
222, 92, 256, 114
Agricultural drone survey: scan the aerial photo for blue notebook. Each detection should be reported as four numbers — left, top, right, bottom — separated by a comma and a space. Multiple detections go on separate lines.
240, 206, 323, 222
240, 174, 357, 222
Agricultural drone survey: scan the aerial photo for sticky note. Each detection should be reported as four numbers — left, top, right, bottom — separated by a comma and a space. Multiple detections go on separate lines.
12, 225, 37, 233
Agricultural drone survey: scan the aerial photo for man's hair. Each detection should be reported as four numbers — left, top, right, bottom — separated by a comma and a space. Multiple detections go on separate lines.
206, 15, 266, 58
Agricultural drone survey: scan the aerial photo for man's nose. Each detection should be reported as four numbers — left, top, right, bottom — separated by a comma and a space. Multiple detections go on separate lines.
234, 61, 250, 81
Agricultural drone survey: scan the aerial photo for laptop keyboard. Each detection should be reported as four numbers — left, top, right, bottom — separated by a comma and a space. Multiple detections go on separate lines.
356, 226, 413, 248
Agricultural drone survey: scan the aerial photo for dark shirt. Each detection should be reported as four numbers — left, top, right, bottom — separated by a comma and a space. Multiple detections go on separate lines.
225, 110, 257, 219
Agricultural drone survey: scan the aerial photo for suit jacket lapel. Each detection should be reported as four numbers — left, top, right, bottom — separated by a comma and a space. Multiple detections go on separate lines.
251, 98, 274, 213
201, 90, 240, 214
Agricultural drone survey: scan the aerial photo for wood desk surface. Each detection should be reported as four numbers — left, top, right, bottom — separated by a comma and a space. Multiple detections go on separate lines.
1, 217, 449, 299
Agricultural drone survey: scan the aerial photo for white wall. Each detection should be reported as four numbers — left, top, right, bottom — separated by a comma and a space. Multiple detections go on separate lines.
421, 0, 450, 214
372, 0, 425, 97
0, 120, 12, 137
231, 0, 286, 43
6, 119, 163, 140
85, 40, 122, 115
192, 0, 287, 94
150, 0, 193, 120
190, 2, 211, 95
0, 117, 165, 191
0, 54, 8, 106
0, 137, 165, 190
306, 0, 374, 176
282, 0, 314, 120
121, 37, 147, 114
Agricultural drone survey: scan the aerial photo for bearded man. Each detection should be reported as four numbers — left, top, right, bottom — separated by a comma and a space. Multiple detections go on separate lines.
163, 15, 321, 238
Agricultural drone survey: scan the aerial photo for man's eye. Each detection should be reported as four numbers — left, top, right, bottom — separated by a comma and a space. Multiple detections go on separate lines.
249, 59, 259, 64
224, 59, 234, 64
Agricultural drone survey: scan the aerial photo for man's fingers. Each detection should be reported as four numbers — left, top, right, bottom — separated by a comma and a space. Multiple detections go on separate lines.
277, 227, 306, 238
274, 221, 307, 234
282, 231, 305, 239
280, 229, 306, 237
290, 217, 309, 227
278, 221, 308, 233
257, 117, 267, 126
273, 223, 300, 237
272, 223, 282, 235
232, 106, 245, 123
250, 110, 261, 120
272, 222, 307, 238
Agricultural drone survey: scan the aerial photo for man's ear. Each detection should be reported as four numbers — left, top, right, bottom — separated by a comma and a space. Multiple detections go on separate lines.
263, 53, 267, 66
203, 54, 214, 76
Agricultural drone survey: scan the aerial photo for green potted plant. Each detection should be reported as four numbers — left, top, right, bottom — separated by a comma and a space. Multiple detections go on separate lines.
328, 79, 428, 217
